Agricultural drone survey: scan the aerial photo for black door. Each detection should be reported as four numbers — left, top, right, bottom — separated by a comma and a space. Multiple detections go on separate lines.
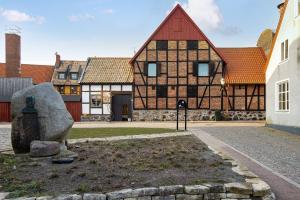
111, 95, 132, 121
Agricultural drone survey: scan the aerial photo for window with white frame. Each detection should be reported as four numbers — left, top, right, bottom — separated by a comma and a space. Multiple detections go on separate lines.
295, 0, 300, 17
91, 93, 102, 108
281, 40, 289, 61
276, 80, 289, 111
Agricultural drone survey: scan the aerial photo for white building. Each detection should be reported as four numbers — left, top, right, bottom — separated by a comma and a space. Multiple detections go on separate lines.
266, 0, 300, 130
79, 57, 133, 121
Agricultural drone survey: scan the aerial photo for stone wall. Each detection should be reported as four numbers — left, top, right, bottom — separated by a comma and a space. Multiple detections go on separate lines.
133, 110, 266, 121
12, 182, 274, 200
81, 114, 111, 122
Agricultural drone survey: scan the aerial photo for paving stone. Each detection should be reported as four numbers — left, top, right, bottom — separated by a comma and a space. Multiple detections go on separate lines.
83, 193, 106, 200
53, 194, 82, 200
224, 183, 252, 195
184, 185, 209, 194
176, 194, 203, 200
131, 187, 158, 197
151, 195, 175, 200
107, 189, 133, 200
226, 193, 250, 198
252, 181, 271, 197
159, 185, 183, 196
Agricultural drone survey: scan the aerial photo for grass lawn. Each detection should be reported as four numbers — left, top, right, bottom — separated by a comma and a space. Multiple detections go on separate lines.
67, 128, 178, 139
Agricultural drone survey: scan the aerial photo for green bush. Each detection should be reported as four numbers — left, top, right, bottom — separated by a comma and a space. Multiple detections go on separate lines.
214, 110, 223, 121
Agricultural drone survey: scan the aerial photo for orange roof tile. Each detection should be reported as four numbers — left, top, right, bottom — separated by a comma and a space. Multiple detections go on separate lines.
218, 48, 267, 84
0, 63, 54, 84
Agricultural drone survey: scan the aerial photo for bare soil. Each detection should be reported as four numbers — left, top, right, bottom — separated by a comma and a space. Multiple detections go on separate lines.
0, 135, 244, 198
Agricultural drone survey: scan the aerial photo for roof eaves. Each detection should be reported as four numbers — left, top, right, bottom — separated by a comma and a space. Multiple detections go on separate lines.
264, 0, 288, 72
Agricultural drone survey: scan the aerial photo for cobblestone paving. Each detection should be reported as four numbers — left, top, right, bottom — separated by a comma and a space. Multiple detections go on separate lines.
196, 126, 300, 185
0, 128, 11, 152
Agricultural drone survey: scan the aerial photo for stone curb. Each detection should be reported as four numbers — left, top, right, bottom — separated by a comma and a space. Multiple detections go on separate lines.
67, 132, 192, 144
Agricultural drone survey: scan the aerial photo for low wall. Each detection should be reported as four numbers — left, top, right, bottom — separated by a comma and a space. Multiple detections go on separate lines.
133, 110, 266, 121
13, 182, 274, 200
81, 114, 111, 122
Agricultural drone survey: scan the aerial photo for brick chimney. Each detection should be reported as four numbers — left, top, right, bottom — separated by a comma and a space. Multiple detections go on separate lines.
55, 52, 61, 67
5, 33, 21, 77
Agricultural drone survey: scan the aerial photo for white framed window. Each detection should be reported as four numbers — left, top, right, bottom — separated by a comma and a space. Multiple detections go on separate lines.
70, 73, 78, 80
281, 39, 289, 61
58, 73, 65, 80
276, 80, 289, 112
198, 63, 209, 76
148, 63, 157, 77
90, 93, 102, 108
295, 0, 300, 17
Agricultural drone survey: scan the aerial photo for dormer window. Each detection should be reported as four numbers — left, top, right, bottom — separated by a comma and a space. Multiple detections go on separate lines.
58, 73, 65, 80
71, 73, 78, 80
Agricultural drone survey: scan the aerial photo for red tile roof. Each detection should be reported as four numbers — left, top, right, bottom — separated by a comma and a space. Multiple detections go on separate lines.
0, 63, 54, 84
219, 47, 267, 84
130, 4, 226, 64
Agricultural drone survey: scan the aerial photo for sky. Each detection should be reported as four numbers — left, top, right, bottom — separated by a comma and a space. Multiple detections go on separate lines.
0, 0, 283, 65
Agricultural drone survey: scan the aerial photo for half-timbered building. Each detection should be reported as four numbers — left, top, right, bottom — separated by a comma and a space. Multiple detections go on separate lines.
80, 57, 133, 121
131, 5, 266, 121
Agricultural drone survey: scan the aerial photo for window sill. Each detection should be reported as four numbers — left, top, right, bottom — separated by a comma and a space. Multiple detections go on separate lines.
278, 59, 289, 65
275, 110, 290, 113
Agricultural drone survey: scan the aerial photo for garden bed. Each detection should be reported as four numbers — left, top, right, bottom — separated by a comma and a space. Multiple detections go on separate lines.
0, 135, 245, 198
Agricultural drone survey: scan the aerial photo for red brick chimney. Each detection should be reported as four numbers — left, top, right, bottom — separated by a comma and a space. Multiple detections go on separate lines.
55, 52, 61, 67
5, 33, 21, 77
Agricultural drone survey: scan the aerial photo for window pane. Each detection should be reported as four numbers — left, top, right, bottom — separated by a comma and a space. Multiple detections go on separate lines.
91, 94, 102, 107
285, 40, 289, 59
59, 73, 65, 79
71, 73, 78, 80
148, 63, 157, 76
156, 40, 168, 50
281, 42, 284, 61
198, 63, 209, 76
187, 40, 198, 50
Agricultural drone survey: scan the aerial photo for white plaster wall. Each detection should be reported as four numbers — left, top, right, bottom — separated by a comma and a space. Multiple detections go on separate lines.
111, 85, 121, 91
82, 104, 90, 114
122, 85, 133, 91
266, 0, 300, 127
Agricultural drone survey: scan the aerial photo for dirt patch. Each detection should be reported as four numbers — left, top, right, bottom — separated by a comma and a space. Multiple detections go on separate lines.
0, 135, 244, 198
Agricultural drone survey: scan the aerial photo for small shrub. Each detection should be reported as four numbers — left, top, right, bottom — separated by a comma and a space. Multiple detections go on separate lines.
215, 110, 223, 121
77, 183, 89, 193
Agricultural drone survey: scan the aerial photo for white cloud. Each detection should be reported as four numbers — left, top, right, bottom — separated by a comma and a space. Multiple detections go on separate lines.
102, 9, 115, 14
0, 8, 45, 24
170, 0, 222, 31
68, 13, 95, 22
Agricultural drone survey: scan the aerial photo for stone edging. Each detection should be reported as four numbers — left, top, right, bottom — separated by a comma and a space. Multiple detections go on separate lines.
67, 132, 192, 144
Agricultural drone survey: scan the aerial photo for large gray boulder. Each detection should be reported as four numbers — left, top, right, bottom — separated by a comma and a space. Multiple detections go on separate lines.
11, 83, 74, 153
30, 140, 60, 157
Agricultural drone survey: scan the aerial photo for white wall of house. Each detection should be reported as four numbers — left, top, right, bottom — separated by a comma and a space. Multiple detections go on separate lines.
81, 84, 132, 115
266, 0, 300, 127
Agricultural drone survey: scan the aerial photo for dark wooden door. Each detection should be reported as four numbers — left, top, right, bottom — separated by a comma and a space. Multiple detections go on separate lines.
112, 95, 132, 121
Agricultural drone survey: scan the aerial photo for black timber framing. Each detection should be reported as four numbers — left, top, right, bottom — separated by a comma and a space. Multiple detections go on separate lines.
132, 40, 265, 112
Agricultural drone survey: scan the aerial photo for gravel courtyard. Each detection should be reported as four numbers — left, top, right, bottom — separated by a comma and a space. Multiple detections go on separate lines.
0, 128, 11, 152
196, 126, 300, 185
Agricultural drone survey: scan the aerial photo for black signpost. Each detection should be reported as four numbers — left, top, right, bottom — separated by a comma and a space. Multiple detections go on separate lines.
177, 99, 188, 131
